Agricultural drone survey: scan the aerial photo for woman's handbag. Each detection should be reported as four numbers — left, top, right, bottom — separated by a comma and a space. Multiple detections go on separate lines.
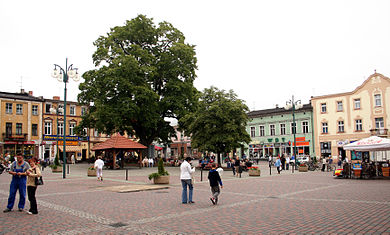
35, 176, 44, 185
34, 168, 43, 185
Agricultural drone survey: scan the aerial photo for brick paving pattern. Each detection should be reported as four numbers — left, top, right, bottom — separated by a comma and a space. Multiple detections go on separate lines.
0, 162, 389, 234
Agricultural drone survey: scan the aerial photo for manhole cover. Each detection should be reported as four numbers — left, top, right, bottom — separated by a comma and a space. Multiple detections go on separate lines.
109, 222, 127, 228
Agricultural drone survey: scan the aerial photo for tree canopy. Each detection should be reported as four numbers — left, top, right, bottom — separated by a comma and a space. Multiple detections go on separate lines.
180, 86, 251, 163
78, 15, 198, 147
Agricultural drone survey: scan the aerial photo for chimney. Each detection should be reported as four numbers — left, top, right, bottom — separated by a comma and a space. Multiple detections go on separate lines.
275, 104, 279, 108
53, 96, 60, 100
20, 89, 25, 94
29, 91, 33, 96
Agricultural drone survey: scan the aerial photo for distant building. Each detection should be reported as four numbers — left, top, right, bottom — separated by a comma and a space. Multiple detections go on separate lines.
246, 104, 315, 158
311, 72, 390, 160
0, 90, 43, 158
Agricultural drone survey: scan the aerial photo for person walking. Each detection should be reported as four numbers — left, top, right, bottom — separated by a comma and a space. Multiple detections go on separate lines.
180, 157, 195, 204
281, 155, 286, 170
94, 156, 105, 181
26, 158, 41, 215
322, 157, 326, 172
3, 152, 30, 213
208, 163, 223, 205
148, 158, 154, 167
275, 156, 281, 174
71, 154, 75, 164
285, 155, 290, 170
234, 157, 241, 177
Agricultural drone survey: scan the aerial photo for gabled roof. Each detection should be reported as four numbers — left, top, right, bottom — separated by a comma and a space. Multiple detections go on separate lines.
92, 134, 147, 151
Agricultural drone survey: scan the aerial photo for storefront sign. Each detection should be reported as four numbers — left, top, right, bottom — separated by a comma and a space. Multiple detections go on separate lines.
58, 141, 79, 146
43, 135, 84, 141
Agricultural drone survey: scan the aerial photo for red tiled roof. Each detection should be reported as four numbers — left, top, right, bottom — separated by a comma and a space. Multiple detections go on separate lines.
92, 134, 147, 151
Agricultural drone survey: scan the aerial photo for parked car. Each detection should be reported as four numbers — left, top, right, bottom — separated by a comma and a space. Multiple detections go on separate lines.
296, 156, 310, 164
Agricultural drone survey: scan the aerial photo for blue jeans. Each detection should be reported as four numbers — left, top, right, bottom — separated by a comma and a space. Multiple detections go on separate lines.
181, 179, 193, 203
7, 177, 27, 210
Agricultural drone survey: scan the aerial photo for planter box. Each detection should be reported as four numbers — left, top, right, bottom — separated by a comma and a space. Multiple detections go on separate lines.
354, 169, 362, 177
299, 166, 308, 172
382, 167, 390, 177
51, 167, 62, 173
87, 169, 97, 177
153, 175, 170, 184
248, 170, 261, 176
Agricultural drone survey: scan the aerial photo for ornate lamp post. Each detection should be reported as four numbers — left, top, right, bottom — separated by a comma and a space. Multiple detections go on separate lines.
285, 95, 303, 173
51, 58, 80, 179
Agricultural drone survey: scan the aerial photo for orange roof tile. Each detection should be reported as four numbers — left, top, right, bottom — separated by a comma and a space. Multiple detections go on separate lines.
92, 134, 147, 151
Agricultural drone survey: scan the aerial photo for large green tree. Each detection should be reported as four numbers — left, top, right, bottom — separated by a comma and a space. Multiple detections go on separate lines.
78, 15, 198, 147
180, 86, 251, 164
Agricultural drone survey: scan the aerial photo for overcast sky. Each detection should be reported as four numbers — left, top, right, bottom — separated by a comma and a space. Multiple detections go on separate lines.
1, 0, 389, 111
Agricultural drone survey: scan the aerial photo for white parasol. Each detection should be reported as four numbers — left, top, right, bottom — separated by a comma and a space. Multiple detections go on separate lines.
343, 136, 390, 151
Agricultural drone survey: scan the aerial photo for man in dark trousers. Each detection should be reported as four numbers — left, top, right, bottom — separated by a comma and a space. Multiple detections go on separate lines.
208, 163, 223, 205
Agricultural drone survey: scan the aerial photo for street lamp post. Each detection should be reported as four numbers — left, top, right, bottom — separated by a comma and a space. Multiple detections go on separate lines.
285, 95, 303, 173
51, 58, 80, 179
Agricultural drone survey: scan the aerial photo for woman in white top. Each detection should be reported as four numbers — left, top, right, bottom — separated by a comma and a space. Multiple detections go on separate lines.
180, 157, 195, 204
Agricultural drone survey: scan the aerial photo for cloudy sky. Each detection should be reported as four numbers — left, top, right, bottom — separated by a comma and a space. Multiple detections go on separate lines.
1, 0, 389, 111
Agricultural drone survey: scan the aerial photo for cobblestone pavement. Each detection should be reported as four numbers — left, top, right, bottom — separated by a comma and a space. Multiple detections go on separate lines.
0, 161, 389, 235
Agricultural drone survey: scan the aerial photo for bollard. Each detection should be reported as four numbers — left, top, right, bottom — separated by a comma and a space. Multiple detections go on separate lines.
126, 169, 129, 181
269, 161, 272, 175
200, 167, 203, 182
67, 164, 70, 174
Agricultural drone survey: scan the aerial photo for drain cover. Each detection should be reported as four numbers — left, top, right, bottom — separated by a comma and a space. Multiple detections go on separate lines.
155, 191, 169, 193
109, 222, 127, 228
267, 196, 279, 199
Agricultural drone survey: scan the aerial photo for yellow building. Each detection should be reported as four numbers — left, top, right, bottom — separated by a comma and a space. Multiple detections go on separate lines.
42, 96, 92, 162
0, 90, 43, 158
311, 72, 390, 160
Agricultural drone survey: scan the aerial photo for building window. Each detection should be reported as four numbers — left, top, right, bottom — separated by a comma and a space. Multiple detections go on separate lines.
375, 117, 384, 129
58, 122, 64, 136
44, 122, 52, 135
69, 123, 76, 136
250, 127, 255, 137
32, 105, 38, 115
291, 122, 296, 134
374, 94, 382, 107
94, 129, 99, 137
6, 123, 12, 136
58, 104, 64, 115
6, 103, 12, 114
322, 122, 328, 134
81, 107, 87, 116
45, 103, 52, 114
337, 101, 343, 112
16, 104, 23, 114
354, 99, 361, 109
338, 121, 344, 133
280, 123, 286, 135
83, 128, 88, 136
259, 126, 265, 137
321, 103, 327, 113
16, 123, 22, 135
32, 124, 38, 136
270, 124, 275, 136
70, 106, 76, 116
355, 119, 362, 131
302, 121, 309, 133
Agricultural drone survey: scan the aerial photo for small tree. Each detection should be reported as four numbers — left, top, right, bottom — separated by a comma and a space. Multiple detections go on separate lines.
148, 158, 169, 180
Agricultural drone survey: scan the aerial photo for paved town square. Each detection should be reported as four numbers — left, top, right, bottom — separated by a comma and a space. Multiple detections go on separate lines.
1, 162, 389, 235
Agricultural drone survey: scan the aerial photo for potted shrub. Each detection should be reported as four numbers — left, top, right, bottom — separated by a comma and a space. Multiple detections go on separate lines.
248, 166, 261, 176
299, 163, 308, 172
87, 165, 97, 177
148, 158, 169, 184
50, 155, 62, 173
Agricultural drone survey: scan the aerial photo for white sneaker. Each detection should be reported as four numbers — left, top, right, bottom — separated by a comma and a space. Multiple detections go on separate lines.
26, 211, 32, 215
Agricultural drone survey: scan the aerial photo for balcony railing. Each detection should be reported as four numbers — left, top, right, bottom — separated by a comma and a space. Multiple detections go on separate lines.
370, 128, 388, 137
2, 133, 28, 141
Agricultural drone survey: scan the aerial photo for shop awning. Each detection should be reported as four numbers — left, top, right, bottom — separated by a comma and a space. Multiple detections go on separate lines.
58, 146, 82, 152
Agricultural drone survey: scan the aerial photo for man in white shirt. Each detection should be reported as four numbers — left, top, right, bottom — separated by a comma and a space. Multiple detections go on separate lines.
180, 157, 195, 204
285, 155, 290, 170
94, 156, 105, 181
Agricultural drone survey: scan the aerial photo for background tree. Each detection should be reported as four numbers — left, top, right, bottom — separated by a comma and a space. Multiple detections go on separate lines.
180, 86, 251, 164
78, 15, 198, 153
